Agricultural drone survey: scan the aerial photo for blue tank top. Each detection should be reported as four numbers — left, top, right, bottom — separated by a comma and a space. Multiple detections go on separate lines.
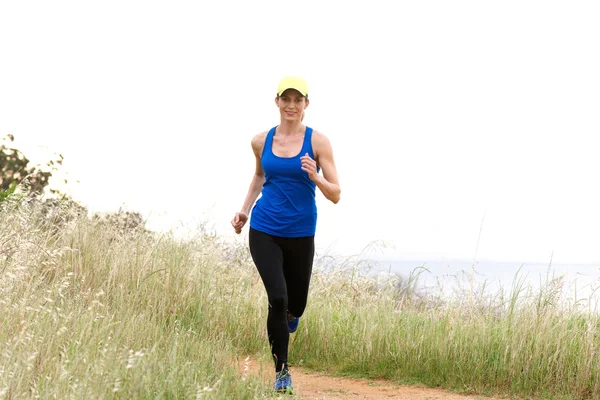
250, 126, 320, 237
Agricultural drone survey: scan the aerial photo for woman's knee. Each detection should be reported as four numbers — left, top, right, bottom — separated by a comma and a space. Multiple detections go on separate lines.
268, 294, 288, 313
287, 302, 307, 318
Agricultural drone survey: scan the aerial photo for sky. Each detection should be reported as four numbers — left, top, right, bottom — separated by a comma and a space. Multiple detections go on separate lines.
1, 1, 599, 265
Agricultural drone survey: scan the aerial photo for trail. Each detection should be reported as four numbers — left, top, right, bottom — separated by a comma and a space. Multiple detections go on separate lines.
240, 357, 505, 400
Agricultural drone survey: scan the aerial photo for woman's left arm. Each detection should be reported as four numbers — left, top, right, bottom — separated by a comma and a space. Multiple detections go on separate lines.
301, 131, 341, 204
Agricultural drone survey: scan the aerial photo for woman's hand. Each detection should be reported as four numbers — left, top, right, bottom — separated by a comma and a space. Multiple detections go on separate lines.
301, 153, 320, 183
231, 212, 249, 234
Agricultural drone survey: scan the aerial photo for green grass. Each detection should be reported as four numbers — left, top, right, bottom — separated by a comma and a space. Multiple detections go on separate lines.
2, 196, 600, 399
291, 263, 600, 399
0, 197, 273, 399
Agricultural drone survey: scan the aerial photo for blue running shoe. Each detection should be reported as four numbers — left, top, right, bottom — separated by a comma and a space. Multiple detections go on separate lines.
287, 317, 299, 333
273, 369, 294, 394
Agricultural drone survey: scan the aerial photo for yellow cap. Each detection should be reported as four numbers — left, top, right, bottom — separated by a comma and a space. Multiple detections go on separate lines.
277, 76, 308, 97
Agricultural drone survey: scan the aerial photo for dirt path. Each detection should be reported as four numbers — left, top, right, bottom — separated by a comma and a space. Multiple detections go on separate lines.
240, 357, 505, 400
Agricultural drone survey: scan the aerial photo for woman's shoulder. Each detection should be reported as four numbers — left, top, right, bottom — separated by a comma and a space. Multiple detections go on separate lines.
251, 131, 269, 156
310, 129, 332, 149
251, 130, 268, 144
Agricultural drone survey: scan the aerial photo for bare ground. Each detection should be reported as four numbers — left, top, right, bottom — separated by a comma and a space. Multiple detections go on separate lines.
240, 357, 507, 400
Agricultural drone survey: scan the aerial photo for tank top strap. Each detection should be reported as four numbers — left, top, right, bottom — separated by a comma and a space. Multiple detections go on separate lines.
302, 126, 314, 158
262, 126, 277, 158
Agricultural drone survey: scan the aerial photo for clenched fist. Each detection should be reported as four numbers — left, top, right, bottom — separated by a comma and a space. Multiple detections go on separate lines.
231, 212, 248, 234
301, 153, 319, 182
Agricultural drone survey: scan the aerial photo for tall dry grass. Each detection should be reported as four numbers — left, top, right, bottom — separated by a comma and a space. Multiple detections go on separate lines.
2, 195, 600, 399
294, 258, 600, 399
0, 196, 273, 399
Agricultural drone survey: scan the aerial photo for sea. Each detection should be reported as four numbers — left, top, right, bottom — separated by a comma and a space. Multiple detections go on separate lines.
317, 255, 600, 309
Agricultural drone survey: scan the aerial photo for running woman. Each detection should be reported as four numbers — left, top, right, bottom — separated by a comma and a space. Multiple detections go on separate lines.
231, 76, 341, 393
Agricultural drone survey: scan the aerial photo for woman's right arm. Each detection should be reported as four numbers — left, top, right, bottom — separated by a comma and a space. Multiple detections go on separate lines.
231, 132, 266, 234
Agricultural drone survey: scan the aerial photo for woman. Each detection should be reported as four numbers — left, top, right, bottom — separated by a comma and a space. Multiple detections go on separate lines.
231, 76, 341, 393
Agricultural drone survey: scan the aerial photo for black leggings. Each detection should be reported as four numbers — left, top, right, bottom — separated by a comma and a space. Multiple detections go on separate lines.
249, 227, 315, 372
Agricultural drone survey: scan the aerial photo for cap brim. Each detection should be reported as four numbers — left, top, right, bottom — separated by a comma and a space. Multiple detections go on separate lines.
278, 87, 307, 97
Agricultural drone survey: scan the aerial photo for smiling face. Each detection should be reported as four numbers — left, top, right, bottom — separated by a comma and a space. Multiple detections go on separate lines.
275, 89, 309, 122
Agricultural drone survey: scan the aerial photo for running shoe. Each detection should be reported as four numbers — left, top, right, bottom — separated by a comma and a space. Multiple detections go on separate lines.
288, 317, 299, 333
287, 312, 299, 333
273, 369, 294, 394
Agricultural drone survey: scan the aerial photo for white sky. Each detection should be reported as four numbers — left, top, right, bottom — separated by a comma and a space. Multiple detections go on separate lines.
1, 1, 599, 265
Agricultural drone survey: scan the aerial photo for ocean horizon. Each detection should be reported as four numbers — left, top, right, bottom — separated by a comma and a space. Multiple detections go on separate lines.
315, 253, 600, 307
